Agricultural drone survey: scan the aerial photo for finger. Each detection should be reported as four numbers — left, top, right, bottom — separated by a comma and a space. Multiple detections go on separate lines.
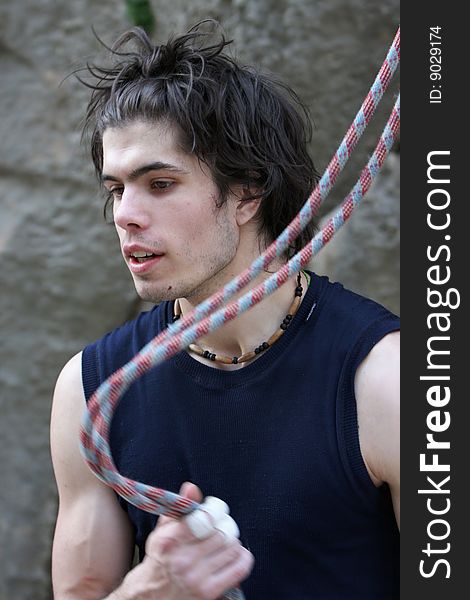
157, 481, 204, 529
163, 530, 231, 575
166, 533, 241, 587
155, 509, 225, 554
180, 481, 204, 502
168, 524, 227, 554
196, 547, 254, 599
200, 539, 247, 576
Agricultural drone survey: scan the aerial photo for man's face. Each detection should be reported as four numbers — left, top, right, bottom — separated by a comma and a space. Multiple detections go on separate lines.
102, 120, 240, 303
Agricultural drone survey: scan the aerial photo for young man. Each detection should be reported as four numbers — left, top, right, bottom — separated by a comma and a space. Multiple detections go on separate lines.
51, 22, 400, 599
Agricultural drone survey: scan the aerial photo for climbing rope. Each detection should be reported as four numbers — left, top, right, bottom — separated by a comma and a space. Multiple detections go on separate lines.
80, 28, 400, 599
136, 26, 400, 345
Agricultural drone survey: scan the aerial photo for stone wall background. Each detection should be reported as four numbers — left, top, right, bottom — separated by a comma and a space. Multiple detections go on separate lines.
0, 1, 399, 598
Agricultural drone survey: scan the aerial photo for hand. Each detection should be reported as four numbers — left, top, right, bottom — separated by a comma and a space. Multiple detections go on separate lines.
123, 482, 254, 600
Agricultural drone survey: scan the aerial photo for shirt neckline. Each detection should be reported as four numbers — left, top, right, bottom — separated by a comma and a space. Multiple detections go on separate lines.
161, 272, 324, 390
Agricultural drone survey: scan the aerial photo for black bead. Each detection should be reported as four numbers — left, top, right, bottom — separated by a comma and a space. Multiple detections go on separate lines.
232, 357, 239, 364
203, 350, 210, 358
255, 347, 261, 354
210, 353, 216, 361
280, 323, 288, 330
286, 314, 293, 321
262, 342, 269, 350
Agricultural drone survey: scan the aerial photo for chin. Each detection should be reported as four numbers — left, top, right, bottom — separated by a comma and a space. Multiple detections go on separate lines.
134, 281, 188, 304
134, 282, 179, 304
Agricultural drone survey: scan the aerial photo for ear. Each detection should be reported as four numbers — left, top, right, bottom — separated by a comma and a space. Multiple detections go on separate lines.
235, 186, 262, 227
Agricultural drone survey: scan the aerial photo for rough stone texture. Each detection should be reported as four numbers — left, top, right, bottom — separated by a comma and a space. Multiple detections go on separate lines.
313, 152, 400, 314
0, 1, 399, 597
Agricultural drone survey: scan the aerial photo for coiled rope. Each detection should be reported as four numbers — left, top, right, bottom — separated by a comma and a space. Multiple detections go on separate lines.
80, 28, 400, 600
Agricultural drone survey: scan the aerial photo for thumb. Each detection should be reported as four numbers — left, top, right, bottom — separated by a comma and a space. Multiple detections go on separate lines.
179, 481, 204, 503
156, 481, 204, 529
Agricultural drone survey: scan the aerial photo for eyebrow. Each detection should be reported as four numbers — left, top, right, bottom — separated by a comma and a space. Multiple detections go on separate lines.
101, 162, 189, 183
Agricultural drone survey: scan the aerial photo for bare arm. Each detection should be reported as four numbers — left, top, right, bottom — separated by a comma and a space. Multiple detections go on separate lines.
51, 353, 253, 600
50, 352, 135, 598
355, 331, 400, 528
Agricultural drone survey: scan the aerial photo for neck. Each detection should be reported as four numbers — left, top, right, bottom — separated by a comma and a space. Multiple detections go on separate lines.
177, 266, 307, 369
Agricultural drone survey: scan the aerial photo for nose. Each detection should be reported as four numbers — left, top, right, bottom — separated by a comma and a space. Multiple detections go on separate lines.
113, 187, 151, 231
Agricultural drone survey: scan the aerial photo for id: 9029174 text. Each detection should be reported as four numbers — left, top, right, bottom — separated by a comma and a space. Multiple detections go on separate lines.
429, 26, 442, 104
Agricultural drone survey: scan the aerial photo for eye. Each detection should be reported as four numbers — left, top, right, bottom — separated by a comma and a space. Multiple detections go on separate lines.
107, 186, 124, 200
151, 180, 174, 191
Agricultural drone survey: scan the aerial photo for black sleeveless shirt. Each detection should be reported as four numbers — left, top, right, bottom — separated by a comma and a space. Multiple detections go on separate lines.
82, 274, 400, 599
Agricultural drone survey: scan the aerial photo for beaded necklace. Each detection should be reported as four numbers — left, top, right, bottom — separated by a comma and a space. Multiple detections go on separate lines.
173, 272, 304, 365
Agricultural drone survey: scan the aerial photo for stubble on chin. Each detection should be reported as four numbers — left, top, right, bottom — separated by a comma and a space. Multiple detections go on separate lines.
133, 255, 236, 306
133, 279, 184, 304
131, 207, 239, 304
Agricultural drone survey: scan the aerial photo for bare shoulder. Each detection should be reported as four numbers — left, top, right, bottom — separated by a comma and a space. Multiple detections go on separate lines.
50, 352, 97, 498
51, 352, 134, 598
51, 353, 87, 486
354, 331, 400, 521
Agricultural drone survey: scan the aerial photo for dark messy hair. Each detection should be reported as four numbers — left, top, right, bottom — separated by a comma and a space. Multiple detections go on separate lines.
80, 20, 319, 258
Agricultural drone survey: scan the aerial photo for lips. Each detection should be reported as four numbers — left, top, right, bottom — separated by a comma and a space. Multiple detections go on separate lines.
123, 244, 164, 274
130, 250, 158, 263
